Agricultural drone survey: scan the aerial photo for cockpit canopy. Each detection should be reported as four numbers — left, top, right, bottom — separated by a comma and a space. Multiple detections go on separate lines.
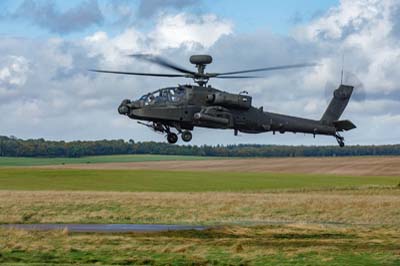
139, 87, 185, 105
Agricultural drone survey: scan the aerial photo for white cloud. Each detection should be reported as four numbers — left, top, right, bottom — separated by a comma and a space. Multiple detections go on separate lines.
300, 0, 384, 41
0, 56, 29, 89
14, 100, 43, 123
297, 0, 400, 93
84, 13, 232, 67
84, 30, 144, 67
149, 13, 233, 50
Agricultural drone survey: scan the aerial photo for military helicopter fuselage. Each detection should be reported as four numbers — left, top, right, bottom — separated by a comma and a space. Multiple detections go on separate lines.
93, 54, 356, 146
118, 83, 354, 145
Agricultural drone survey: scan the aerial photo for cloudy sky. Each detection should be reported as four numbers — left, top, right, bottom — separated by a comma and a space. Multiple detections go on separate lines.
0, 0, 399, 145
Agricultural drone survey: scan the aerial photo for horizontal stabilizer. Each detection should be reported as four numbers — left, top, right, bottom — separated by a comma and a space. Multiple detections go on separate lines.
333, 120, 356, 131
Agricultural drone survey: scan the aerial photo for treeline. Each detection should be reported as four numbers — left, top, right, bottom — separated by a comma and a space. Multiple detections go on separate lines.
0, 135, 399, 158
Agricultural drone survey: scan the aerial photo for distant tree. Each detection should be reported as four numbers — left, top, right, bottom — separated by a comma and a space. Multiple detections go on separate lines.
0, 135, 399, 158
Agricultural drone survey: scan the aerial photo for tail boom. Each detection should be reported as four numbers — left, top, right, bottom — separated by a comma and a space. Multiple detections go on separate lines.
261, 84, 356, 146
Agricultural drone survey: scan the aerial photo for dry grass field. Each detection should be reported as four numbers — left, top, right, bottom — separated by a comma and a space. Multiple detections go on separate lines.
2, 224, 400, 265
38, 156, 400, 176
1, 189, 400, 225
1, 188, 400, 264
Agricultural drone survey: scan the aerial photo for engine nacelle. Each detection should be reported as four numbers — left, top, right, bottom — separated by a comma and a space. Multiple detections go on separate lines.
194, 113, 229, 125
193, 106, 233, 128
207, 92, 252, 109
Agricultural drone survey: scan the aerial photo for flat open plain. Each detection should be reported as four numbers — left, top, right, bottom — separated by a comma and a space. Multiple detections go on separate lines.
1, 155, 399, 265
37, 156, 400, 176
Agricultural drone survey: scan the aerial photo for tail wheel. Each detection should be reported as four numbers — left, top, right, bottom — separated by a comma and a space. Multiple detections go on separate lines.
167, 133, 178, 144
181, 131, 192, 142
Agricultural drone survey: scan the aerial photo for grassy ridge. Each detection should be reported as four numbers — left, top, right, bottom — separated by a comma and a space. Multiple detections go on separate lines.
0, 168, 398, 192
0, 154, 223, 167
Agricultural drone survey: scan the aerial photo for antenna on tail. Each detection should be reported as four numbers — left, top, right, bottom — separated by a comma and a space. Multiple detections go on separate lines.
340, 54, 345, 85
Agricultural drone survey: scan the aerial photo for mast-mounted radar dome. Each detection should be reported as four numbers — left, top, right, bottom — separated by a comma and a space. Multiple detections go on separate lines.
190, 55, 213, 65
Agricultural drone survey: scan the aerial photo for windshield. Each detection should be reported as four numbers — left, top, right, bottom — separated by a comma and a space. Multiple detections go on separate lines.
140, 87, 185, 105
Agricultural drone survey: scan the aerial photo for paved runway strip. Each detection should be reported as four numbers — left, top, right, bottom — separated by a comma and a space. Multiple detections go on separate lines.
1, 224, 208, 233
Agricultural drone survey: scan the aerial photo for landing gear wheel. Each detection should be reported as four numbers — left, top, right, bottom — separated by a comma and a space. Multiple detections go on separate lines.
167, 133, 178, 144
338, 140, 345, 147
335, 133, 345, 147
181, 131, 192, 142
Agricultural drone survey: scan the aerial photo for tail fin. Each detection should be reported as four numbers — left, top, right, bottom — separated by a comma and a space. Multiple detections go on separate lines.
321, 84, 354, 124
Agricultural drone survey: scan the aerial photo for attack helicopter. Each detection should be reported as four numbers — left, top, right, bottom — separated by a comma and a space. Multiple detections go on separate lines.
91, 54, 356, 146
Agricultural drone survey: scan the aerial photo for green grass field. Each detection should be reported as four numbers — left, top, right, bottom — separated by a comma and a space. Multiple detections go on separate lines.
0, 154, 223, 167
0, 168, 398, 191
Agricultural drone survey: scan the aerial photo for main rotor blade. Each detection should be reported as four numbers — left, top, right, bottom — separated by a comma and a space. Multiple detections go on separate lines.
89, 69, 188, 77
129, 54, 196, 75
215, 63, 318, 76
216, 75, 260, 79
